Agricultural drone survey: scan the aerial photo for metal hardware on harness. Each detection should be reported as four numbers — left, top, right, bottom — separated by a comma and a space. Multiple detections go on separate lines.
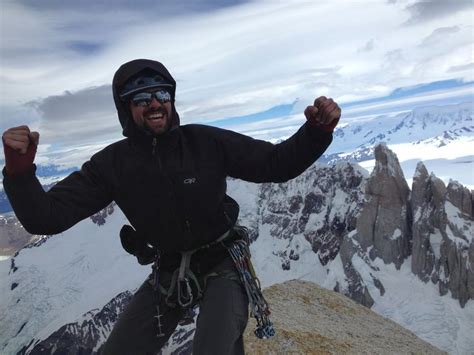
178, 251, 200, 307
151, 251, 165, 338
165, 251, 202, 308
162, 229, 233, 308
224, 231, 275, 339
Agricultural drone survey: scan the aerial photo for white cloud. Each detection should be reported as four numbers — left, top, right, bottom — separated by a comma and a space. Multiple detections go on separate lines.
419, 26, 460, 47
403, 0, 473, 23
0, 0, 472, 168
448, 62, 474, 74
357, 39, 376, 53
356, 85, 472, 111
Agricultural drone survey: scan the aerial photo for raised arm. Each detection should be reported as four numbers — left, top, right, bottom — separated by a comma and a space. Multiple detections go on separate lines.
221, 96, 340, 183
2, 126, 113, 235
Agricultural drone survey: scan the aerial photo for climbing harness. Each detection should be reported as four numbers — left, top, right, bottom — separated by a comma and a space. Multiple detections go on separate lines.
159, 229, 233, 308
150, 229, 234, 337
150, 226, 275, 339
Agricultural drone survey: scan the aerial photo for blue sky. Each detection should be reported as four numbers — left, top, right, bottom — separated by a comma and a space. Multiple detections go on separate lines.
204, 79, 474, 129
0, 0, 473, 168
343, 80, 473, 109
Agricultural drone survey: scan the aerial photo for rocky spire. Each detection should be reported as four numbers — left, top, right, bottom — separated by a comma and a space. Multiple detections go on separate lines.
409, 160, 474, 306
411, 162, 445, 282
446, 180, 473, 217
439, 180, 474, 306
354, 143, 411, 269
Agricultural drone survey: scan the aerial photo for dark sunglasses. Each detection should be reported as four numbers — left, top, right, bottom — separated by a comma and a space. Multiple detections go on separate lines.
130, 90, 172, 107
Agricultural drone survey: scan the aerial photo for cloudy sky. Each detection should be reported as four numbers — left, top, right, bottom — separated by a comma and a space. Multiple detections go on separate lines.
0, 0, 473, 168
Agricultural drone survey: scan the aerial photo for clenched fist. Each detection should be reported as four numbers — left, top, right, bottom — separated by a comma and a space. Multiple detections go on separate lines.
2, 125, 40, 176
304, 96, 341, 132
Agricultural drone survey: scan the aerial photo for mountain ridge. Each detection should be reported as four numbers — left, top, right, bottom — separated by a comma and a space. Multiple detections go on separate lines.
3, 143, 472, 354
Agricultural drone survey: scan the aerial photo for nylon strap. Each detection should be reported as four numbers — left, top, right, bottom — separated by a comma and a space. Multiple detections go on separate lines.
160, 228, 233, 308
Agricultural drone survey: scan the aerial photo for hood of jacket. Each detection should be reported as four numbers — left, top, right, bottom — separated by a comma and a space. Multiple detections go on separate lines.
112, 59, 180, 138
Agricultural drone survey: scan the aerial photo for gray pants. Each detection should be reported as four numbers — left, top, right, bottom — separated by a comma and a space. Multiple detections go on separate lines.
101, 257, 249, 355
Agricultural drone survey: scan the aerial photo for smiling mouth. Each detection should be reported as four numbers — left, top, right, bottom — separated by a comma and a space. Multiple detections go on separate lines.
146, 112, 165, 121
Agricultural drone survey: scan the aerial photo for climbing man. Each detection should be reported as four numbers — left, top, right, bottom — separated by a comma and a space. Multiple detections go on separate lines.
2, 59, 341, 354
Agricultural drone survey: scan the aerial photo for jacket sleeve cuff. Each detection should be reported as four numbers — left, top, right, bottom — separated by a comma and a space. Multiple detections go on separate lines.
2, 164, 37, 180
304, 121, 334, 140
306, 117, 339, 133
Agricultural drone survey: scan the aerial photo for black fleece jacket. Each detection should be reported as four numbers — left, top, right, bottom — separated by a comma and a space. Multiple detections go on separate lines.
3, 59, 333, 266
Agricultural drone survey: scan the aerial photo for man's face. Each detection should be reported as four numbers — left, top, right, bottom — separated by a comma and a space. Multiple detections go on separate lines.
129, 89, 173, 135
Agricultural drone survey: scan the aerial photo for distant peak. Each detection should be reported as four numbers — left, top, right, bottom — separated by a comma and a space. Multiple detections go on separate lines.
414, 161, 429, 180
373, 143, 405, 180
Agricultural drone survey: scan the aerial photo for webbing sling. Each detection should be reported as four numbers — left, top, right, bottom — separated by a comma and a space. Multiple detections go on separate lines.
160, 229, 232, 308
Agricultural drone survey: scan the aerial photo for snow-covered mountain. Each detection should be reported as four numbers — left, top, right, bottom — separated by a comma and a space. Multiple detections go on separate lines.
0, 215, 38, 257
330, 102, 472, 152
1, 143, 473, 354
325, 101, 473, 189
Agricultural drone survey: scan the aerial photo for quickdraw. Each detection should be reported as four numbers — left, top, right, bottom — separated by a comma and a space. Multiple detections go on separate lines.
224, 231, 275, 339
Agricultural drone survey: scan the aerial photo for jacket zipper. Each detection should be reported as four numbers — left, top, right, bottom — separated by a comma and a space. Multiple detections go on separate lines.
151, 137, 163, 172
185, 219, 193, 250
152, 136, 191, 247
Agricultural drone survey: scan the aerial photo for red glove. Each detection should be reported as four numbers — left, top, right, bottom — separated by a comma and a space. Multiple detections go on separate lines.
305, 96, 341, 132
2, 126, 39, 177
